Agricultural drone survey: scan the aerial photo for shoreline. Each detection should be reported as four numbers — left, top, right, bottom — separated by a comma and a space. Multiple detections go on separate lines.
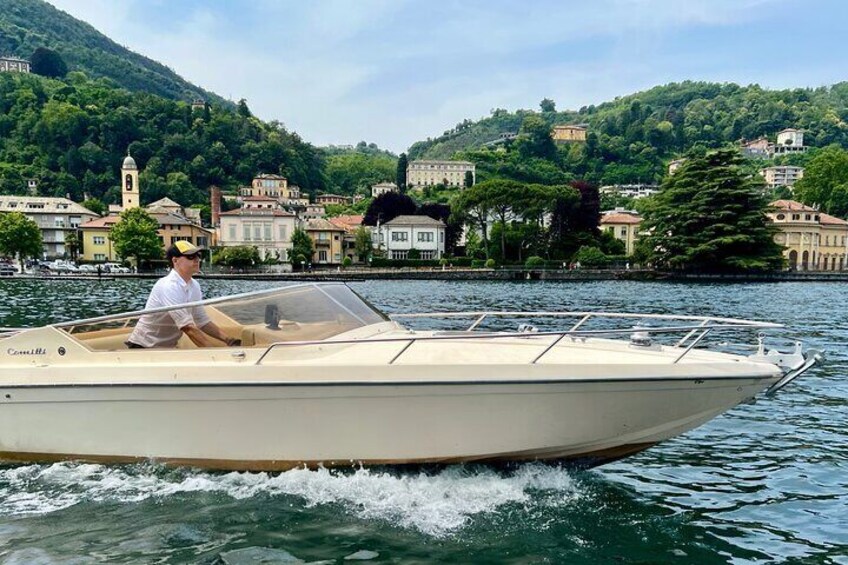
4, 269, 848, 283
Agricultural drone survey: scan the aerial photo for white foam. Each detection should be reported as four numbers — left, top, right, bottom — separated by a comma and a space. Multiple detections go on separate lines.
0, 462, 580, 537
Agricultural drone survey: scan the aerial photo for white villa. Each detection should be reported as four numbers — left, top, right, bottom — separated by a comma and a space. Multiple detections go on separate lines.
373, 215, 446, 260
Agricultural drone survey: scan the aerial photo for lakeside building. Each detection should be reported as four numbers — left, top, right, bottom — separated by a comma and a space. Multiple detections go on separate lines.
304, 218, 345, 265
79, 212, 213, 263
767, 200, 848, 271
80, 153, 212, 262
301, 204, 326, 220
328, 214, 365, 263
0, 56, 30, 73
741, 137, 771, 158
238, 174, 309, 209
0, 195, 98, 259
600, 209, 642, 255
217, 207, 296, 264
773, 128, 807, 156
407, 160, 475, 189
371, 182, 398, 198
315, 194, 351, 206
599, 184, 659, 199
552, 125, 587, 143
483, 132, 518, 148
761, 166, 804, 189
373, 215, 446, 260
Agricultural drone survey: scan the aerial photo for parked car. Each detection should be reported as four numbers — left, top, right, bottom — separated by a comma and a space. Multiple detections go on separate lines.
103, 263, 130, 274
77, 264, 96, 273
50, 261, 79, 273
0, 261, 16, 276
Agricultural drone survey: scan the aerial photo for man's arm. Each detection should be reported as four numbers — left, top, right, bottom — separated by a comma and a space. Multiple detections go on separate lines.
179, 324, 220, 347
200, 321, 239, 346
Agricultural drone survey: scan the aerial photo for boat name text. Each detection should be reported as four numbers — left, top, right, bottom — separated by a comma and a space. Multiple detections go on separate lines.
7, 347, 47, 356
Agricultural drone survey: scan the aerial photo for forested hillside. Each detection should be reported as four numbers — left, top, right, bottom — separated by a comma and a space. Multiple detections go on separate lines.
0, 0, 225, 105
410, 81, 848, 185
0, 72, 326, 205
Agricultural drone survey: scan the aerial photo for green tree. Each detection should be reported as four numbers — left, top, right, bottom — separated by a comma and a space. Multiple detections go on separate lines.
82, 197, 106, 216
354, 226, 372, 261
289, 228, 313, 270
109, 207, 162, 266
30, 47, 68, 78
540, 98, 556, 113
793, 145, 848, 216
212, 246, 259, 268
363, 192, 417, 226
396, 153, 408, 192
0, 212, 43, 271
638, 148, 784, 272
64, 230, 80, 261
464, 170, 474, 188
573, 245, 608, 267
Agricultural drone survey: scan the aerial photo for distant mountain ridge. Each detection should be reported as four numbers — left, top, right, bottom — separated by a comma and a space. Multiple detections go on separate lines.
0, 0, 228, 106
409, 81, 848, 164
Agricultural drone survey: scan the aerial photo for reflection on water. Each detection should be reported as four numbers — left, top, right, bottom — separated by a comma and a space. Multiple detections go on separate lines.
0, 278, 846, 563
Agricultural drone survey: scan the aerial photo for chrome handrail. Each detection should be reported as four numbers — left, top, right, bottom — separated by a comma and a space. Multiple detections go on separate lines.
253, 320, 777, 366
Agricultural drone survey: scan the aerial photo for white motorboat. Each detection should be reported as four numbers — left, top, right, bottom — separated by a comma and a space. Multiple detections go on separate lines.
0, 283, 821, 470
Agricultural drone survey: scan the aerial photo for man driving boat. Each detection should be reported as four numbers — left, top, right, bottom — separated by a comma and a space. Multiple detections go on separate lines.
126, 241, 238, 348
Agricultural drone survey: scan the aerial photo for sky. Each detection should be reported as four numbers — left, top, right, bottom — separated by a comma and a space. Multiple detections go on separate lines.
48, 0, 848, 154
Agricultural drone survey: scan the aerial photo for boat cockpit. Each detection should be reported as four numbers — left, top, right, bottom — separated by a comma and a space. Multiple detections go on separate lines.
54, 283, 393, 351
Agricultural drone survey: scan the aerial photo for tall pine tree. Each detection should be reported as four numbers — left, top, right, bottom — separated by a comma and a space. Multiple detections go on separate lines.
638, 148, 784, 272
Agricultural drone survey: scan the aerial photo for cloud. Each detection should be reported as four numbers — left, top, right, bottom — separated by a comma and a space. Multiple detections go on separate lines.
46, 0, 842, 153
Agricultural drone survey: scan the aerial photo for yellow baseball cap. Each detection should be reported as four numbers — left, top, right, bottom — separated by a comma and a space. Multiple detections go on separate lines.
167, 240, 206, 260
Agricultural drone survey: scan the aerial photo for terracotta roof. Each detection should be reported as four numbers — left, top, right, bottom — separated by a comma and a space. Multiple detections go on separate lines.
79, 216, 121, 229
305, 218, 345, 231
601, 213, 641, 225
770, 200, 817, 212
328, 214, 364, 231
820, 213, 848, 226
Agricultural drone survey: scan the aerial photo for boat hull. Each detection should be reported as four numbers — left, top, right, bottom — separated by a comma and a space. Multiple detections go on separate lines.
0, 374, 776, 470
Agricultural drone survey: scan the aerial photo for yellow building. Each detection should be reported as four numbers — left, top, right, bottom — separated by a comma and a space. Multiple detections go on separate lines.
304, 218, 345, 265
407, 160, 475, 189
768, 200, 848, 271
600, 209, 641, 255
79, 212, 213, 262
552, 125, 587, 143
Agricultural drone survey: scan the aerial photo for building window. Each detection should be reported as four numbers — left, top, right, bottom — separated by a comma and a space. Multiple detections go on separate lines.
318, 250, 328, 262
264, 224, 272, 241
94, 254, 106, 261
391, 232, 408, 242
93, 236, 106, 245
253, 225, 261, 240
776, 214, 785, 220
243, 225, 251, 241
620, 227, 627, 236
229, 225, 236, 240
417, 232, 433, 242
279, 225, 287, 240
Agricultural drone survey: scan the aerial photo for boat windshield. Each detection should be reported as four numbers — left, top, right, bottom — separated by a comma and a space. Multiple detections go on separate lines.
60, 283, 389, 350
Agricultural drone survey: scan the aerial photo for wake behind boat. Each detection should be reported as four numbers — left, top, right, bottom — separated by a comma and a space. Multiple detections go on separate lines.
0, 283, 821, 470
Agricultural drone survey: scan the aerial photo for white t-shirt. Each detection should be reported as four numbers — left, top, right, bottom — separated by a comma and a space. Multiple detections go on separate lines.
127, 270, 211, 348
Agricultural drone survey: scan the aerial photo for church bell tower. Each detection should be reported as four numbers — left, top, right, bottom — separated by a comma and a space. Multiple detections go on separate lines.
121, 151, 140, 210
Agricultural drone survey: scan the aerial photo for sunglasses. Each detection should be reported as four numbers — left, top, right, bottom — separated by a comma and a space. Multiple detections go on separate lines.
182, 254, 201, 261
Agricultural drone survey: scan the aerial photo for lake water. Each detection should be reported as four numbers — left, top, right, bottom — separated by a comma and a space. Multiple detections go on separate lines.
0, 278, 845, 564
